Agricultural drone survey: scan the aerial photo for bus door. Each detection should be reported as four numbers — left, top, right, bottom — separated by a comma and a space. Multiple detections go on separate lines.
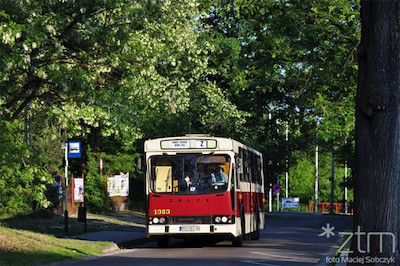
230, 163, 235, 211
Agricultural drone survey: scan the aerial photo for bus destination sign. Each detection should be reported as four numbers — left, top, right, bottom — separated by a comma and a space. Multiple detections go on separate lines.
161, 139, 217, 150
170, 140, 190, 149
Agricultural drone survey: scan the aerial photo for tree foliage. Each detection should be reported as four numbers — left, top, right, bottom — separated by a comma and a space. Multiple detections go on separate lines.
283, 151, 353, 204
202, 0, 359, 185
0, 0, 360, 215
0, 121, 53, 217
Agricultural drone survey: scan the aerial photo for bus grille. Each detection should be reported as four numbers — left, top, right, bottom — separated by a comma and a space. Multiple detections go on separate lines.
170, 216, 212, 224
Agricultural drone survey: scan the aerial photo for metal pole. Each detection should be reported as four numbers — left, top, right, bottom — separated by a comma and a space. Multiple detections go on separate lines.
285, 122, 289, 198
100, 158, 103, 179
314, 145, 318, 212
84, 174, 87, 233
277, 177, 280, 212
269, 183, 272, 212
64, 143, 69, 233
277, 192, 280, 212
285, 172, 288, 198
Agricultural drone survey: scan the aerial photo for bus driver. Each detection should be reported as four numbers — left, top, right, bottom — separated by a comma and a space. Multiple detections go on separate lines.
210, 165, 228, 184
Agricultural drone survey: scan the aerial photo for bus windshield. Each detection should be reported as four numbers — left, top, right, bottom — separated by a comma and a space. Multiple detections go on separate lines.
150, 154, 231, 194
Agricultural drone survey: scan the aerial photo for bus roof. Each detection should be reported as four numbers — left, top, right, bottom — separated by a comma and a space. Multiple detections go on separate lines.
144, 135, 262, 156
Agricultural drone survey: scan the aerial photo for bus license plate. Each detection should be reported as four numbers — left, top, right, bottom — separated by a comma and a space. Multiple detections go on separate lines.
180, 226, 200, 232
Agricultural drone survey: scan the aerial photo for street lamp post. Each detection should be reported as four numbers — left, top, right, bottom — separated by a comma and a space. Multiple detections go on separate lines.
314, 145, 318, 213
285, 121, 288, 198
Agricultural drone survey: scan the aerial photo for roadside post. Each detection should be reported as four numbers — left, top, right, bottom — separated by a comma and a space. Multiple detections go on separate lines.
100, 158, 103, 178
269, 183, 272, 212
78, 202, 87, 233
62, 141, 82, 234
273, 184, 281, 211
61, 142, 68, 233
74, 173, 86, 233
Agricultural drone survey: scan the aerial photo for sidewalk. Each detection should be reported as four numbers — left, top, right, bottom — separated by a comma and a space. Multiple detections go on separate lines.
71, 213, 150, 252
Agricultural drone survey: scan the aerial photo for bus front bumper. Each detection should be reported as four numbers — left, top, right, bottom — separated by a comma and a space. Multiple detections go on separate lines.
147, 224, 237, 237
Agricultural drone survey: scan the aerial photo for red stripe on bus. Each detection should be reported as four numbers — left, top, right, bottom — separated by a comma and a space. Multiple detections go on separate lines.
149, 192, 234, 217
148, 191, 264, 217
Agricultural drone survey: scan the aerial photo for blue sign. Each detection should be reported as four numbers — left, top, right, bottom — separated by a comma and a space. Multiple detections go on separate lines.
68, 141, 81, 158
273, 184, 281, 193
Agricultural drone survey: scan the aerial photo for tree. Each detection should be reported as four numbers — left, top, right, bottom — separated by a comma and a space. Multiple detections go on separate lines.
0, 0, 246, 213
0, 0, 362, 217
201, 0, 359, 186
0, 0, 245, 146
352, 0, 400, 261
0, 120, 53, 216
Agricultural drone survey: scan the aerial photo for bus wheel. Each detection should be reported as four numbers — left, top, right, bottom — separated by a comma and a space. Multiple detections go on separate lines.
251, 210, 260, 240
232, 233, 243, 247
232, 212, 245, 247
157, 236, 169, 248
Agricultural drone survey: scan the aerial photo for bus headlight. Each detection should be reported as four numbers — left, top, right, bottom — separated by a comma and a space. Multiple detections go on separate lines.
149, 217, 168, 224
213, 215, 232, 224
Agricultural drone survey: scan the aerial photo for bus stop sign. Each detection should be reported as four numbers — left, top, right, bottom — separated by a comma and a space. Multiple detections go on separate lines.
68, 141, 81, 158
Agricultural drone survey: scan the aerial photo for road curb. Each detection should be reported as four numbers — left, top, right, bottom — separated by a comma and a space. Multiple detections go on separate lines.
103, 243, 120, 253
101, 237, 152, 253
117, 237, 152, 249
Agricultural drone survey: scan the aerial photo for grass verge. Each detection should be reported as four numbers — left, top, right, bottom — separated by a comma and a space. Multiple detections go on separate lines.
0, 225, 111, 266
0, 210, 145, 265
1, 211, 145, 237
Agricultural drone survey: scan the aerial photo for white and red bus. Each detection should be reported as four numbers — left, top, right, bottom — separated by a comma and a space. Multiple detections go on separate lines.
145, 135, 265, 247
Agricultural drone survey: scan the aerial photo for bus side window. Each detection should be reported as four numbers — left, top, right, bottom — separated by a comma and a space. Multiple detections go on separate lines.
243, 150, 247, 181
256, 156, 262, 185
251, 153, 258, 183
239, 148, 244, 182
245, 150, 250, 182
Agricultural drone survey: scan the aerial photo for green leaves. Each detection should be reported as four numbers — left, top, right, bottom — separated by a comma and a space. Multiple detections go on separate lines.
0, 0, 361, 213
0, 120, 53, 216
202, 0, 359, 186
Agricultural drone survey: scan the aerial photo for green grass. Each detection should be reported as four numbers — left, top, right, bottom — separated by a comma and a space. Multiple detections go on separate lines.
0, 210, 145, 265
1, 211, 145, 237
0, 225, 111, 266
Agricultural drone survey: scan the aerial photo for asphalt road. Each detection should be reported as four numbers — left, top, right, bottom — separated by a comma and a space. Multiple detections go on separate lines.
57, 212, 352, 266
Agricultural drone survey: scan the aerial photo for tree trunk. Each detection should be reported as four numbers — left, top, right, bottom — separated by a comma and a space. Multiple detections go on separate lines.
353, 0, 400, 263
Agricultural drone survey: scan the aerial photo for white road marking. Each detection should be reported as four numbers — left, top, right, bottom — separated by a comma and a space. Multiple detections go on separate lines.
250, 251, 320, 263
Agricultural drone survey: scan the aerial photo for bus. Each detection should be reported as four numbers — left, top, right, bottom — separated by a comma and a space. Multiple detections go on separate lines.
145, 135, 265, 247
